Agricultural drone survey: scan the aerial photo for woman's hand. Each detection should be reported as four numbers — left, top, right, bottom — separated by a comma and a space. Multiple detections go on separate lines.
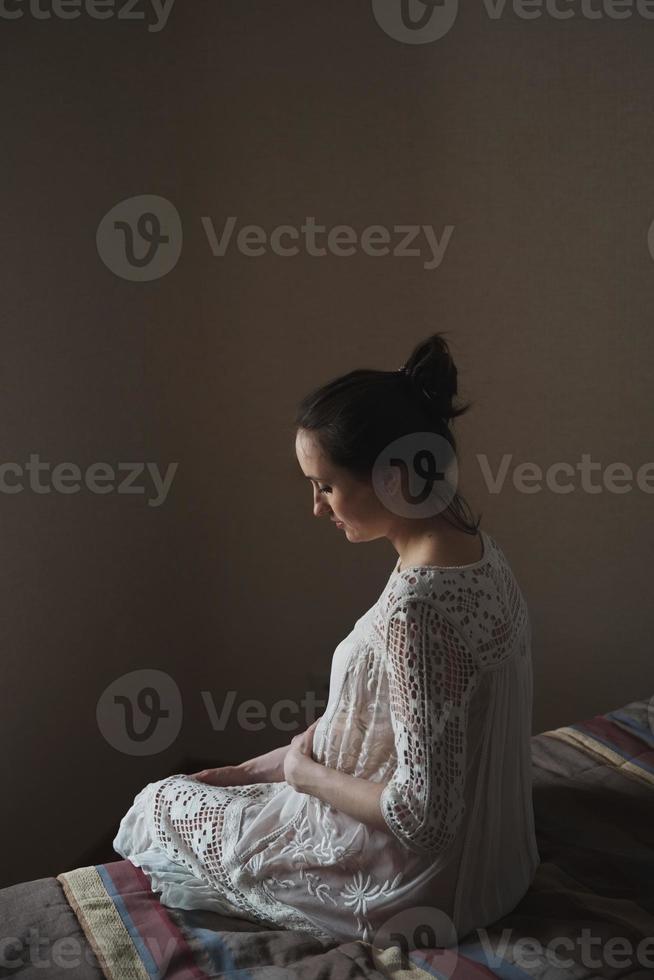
283, 717, 322, 792
189, 764, 255, 786
189, 719, 323, 787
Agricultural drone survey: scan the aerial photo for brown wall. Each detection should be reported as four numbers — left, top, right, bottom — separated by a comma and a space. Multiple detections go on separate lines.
1, 1, 652, 888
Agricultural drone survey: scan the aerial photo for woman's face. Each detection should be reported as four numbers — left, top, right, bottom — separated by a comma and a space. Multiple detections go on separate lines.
295, 428, 391, 542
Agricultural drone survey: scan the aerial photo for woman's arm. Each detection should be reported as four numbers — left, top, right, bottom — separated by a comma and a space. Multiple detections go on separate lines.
191, 745, 290, 786
192, 719, 322, 785
379, 598, 477, 856
283, 727, 390, 833
237, 743, 291, 782
291, 756, 390, 833
191, 743, 291, 785
237, 716, 323, 781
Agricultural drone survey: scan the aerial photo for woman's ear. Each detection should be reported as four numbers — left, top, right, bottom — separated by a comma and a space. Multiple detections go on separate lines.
379, 464, 401, 498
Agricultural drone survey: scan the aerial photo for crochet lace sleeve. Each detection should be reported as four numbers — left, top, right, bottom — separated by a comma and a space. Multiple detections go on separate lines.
379, 597, 478, 857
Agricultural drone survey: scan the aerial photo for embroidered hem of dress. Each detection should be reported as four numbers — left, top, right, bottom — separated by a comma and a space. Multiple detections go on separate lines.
225, 802, 338, 941
119, 787, 335, 941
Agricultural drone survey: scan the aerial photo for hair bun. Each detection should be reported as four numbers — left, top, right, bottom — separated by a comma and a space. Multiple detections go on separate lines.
403, 333, 459, 419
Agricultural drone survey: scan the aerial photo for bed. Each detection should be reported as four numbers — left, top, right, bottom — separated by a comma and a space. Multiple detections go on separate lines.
1, 695, 653, 980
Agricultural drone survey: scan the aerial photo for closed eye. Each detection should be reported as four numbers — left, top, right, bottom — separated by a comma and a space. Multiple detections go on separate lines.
318, 486, 332, 494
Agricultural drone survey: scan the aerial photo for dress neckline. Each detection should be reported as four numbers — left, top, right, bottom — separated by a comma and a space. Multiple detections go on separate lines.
393, 529, 488, 576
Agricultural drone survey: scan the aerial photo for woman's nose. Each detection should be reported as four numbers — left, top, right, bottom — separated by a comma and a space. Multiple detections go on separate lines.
312, 490, 331, 518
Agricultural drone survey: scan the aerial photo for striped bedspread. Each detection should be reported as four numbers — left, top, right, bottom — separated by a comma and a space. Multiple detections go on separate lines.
541, 700, 654, 789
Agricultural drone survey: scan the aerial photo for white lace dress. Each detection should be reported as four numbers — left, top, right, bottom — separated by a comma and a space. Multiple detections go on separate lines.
113, 529, 540, 945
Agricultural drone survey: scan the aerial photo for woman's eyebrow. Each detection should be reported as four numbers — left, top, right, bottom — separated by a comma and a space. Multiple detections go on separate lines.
292, 465, 329, 482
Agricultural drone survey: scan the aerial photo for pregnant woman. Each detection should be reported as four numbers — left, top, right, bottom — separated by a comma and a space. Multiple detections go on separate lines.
113, 333, 540, 946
